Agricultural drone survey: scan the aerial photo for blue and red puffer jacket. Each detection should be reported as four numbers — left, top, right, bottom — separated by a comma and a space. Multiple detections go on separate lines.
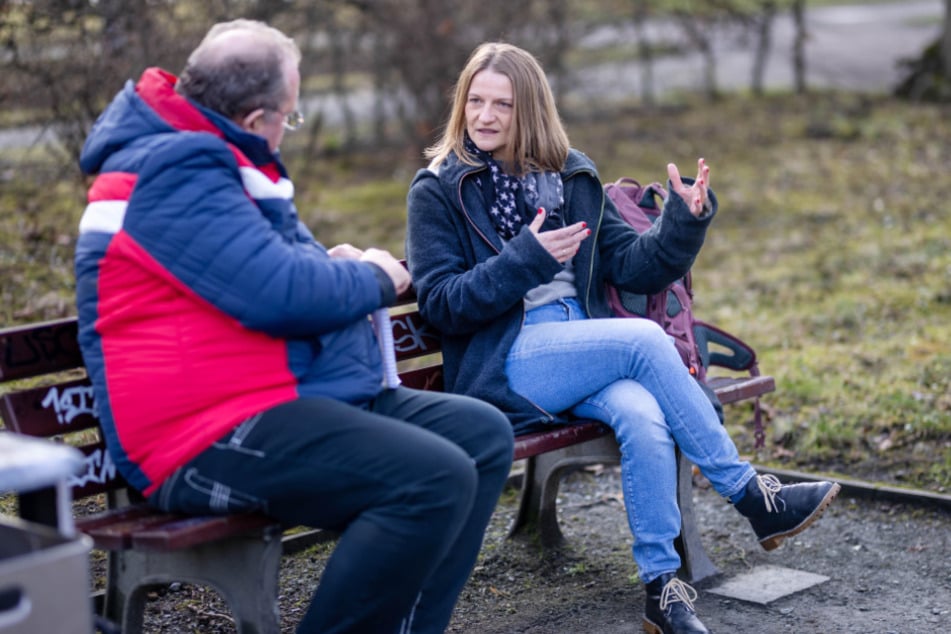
76, 68, 392, 496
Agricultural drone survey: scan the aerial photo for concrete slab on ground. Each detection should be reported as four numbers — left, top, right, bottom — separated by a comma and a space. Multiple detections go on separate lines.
707, 564, 830, 605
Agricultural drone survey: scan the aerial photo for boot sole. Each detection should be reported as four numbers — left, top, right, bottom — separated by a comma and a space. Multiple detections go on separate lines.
643, 615, 708, 634
759, 482, 841, 551
642, 617, 663, 634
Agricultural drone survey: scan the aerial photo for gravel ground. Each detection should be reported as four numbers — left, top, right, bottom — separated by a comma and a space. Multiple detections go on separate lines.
122, 462, 951, 634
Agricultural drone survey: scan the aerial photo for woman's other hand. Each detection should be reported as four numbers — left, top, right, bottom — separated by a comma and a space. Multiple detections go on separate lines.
668, 158, 711, 217
528, 208, 590, 264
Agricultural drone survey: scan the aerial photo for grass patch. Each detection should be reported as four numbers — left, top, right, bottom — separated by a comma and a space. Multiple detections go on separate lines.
570, 92, 950, 490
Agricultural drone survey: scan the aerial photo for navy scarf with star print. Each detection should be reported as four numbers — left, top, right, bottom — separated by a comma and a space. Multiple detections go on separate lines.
463, 134, 564, 241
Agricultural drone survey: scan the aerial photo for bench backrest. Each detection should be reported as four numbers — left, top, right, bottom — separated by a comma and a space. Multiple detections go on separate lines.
0, 288, 442, 502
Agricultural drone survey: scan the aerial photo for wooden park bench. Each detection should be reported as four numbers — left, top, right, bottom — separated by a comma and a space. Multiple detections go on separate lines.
0, 285, 773, 634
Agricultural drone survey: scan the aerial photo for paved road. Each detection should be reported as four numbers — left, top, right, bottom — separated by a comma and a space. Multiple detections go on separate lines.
306, 0, 943, 126
0, 1, 943, 150
574, 0, 944, 103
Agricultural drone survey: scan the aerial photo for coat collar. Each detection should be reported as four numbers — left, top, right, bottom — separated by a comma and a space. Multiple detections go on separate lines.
135, 67, 286, 175
428, 148, 600, 251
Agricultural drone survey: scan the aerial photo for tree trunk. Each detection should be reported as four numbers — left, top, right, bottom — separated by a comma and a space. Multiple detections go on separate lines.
543, 0, 571, 113
676, 14, 719, 101
751, 2, 776, 96
372, 32, 390, 144
633, 1, 655, 106
943, 0, 951, 80
329, 20, 357, 153
792, 0, 807, 94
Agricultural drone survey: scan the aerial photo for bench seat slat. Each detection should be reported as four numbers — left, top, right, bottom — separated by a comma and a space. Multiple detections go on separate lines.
131, 513, 281, 551
1, 378, 97, 437
707, 375, 775, 405
76, 504, 280, 552
74, 504, 158, 534
79, 507, 185, 550
514, 421, 610, 461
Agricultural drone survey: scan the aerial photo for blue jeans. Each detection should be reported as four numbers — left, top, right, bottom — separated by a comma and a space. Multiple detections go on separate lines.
505, 298, 755, 583
150, 387, 514, 634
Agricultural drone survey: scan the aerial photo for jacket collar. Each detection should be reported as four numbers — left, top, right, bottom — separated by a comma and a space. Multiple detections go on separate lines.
435, 147, 598, 184
135, 67, 285, 175
424, 148, 600, 252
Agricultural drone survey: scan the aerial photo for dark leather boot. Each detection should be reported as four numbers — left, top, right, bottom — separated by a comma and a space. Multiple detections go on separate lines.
642, 572, 709, 634
735, 474, 841, 551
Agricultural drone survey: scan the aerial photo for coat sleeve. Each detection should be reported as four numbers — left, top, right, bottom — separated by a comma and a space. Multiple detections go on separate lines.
597, 176, 718, 295
406, 171, 563, 335
124, 135, 387, 338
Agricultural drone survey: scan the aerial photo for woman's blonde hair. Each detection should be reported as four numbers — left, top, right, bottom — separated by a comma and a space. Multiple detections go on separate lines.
425, 42, 570, 175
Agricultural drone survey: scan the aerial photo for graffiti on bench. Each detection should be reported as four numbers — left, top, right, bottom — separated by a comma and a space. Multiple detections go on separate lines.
41, 383, 98, 425
37, 383, 116, 488
70, 446, 117, 489
392, 313, 439, 356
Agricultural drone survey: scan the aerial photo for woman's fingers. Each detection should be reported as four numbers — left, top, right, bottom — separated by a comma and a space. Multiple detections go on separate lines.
669, 159, 711, 216
696, 157, 710, 191
531, 223, 587, 263
667, 163, 684, 190
528, 207, 546, 234
528, 208, 590, 263
547, 223, 589, 262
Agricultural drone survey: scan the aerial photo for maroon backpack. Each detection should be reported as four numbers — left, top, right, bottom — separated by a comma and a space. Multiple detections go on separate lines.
604, 177, 706, 381
603, 176, 768, 443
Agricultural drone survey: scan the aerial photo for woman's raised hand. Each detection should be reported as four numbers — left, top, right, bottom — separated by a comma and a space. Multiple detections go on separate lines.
528, 208, 590, 264
667, 158, 711, 217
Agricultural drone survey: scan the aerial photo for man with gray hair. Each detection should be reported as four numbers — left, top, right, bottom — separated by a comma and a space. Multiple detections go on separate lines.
75, 19, 514, 633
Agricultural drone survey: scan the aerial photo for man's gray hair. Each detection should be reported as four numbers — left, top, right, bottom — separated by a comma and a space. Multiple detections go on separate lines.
177, 19, 301, 121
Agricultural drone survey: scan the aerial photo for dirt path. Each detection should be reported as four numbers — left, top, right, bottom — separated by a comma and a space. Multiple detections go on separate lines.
444, 467, 951, 634
136, 465, 951, 633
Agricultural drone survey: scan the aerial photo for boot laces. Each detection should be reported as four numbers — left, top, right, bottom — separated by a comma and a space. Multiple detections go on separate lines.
659, 578, 699, 613
756, 474, 786, 513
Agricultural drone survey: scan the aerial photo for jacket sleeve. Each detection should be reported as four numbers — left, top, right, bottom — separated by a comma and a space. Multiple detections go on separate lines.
597, 176, 718, 295
125, 134, 387, 338
406, 170, 563, 335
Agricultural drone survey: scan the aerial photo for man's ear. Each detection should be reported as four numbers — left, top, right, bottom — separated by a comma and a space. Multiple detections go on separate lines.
240, 108, 266, 133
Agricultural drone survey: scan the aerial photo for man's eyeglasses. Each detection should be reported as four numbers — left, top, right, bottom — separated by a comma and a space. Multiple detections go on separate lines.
282, 110, 304, 131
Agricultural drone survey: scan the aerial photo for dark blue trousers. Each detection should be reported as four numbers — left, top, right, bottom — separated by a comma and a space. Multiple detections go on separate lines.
149, 387, 514, 634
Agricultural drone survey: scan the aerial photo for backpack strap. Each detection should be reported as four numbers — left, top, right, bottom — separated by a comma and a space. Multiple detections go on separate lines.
694, 320, 767, 449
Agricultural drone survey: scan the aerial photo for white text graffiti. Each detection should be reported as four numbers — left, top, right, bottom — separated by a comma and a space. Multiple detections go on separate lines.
393, 316, 437, 354
41, 384, 97, 425
69, 447, 117, 488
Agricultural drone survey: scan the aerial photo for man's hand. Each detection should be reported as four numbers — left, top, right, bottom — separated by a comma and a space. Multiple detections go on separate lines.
327, 243, 363, 259
359, 248, 411, 295
668, 158, 711, 217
